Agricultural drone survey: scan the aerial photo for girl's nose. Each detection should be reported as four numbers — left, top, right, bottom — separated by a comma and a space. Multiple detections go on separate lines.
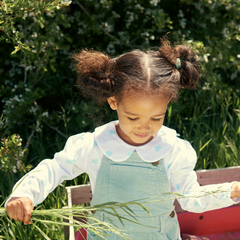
138, 122, 150, 131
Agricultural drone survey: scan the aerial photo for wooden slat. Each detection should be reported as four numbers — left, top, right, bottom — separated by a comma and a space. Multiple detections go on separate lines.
196, 166, 240, 186
66, 184, 92, 205
64, 185, 92, 240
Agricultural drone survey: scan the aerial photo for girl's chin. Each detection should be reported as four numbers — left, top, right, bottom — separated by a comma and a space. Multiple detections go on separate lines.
130, 134, 154, 146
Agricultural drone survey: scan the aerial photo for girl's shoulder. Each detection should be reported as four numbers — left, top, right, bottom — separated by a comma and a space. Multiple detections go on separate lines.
164, 133, 197, 169
67, 131, 93, 144
64, 131, 96, 154
65, 122, 115, 151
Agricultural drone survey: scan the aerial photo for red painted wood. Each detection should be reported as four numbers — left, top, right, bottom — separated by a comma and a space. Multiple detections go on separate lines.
75, 228, 87, 240
182, 231, 240, 240
177, 205, 240, 236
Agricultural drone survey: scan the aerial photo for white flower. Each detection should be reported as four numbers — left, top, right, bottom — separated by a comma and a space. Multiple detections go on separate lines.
19, 151, 24, 158
31, 32, 37, 38
135, 4, 144, 11
202, 82, 210, 91
150, 0, 160, 7
77, 28, 83, 34
17, 160, 23, 170
46, 12, 54, 18
126, 11, 134, 28
25, 66, 33, 71
178, 10, 184, 18
210, 17, 216, 24
61, 0, 72, 5
106, 43, 115, 54
29, 106, 37, 114
179, 18, 187, 28
203, 53, 210, 63
230, 71, 237, 80
36, 125, 42, 132
42, 112, 49, 118
13, 166, 17, 173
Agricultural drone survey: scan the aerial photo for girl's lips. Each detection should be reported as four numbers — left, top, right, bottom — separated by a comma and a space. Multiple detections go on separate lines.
134, 133, 149, 138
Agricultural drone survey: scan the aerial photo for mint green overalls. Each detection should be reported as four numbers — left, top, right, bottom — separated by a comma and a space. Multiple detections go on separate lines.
88, 151, 181, 240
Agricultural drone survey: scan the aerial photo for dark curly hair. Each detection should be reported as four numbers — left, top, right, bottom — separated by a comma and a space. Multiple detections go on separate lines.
72, 40, 199, 102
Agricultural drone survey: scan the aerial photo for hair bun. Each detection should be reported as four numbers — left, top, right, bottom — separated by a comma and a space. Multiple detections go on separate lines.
159, 40, 200, 89
72, 50, 115, 101
72, 50, 111, 75
174, 45, 199, 89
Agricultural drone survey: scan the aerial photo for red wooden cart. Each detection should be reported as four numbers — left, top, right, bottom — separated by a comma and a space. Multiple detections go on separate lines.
64, 166, 240, 240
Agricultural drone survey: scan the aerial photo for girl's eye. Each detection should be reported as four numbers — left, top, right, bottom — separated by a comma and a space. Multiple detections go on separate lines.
152, 118, 161, 121
128, 117, 138, 121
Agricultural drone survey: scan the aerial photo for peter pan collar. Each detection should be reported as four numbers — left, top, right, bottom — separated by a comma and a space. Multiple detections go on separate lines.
95, 120, 177, 162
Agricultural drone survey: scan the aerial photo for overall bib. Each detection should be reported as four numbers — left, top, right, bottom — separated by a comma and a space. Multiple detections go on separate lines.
88, 151, 181, 240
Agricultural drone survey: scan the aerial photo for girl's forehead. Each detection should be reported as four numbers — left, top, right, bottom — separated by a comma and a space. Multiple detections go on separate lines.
119, 91, 169, 113
121, 89, 169, 102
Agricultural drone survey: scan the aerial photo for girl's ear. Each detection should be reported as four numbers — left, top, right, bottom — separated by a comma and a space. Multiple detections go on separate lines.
168, 94, 174, 103
107, 97, 117, 110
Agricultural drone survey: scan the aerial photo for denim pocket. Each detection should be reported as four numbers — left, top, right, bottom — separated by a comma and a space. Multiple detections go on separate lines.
109, 164, 156, 205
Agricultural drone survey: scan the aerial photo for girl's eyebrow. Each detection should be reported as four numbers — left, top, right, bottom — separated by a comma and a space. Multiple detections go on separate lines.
124, 111, 166, 117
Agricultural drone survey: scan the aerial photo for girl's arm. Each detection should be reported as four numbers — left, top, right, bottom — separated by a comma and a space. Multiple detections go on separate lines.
168, 138, 240, 213
5, 132, 92, 223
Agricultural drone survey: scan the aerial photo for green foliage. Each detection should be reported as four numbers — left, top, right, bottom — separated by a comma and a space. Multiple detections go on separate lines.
0, 134, 32, 198
0, 134, 30, 173
0, 0, 71, 54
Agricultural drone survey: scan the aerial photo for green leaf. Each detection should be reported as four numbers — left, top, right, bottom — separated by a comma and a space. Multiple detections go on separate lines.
11, 46, 20, 55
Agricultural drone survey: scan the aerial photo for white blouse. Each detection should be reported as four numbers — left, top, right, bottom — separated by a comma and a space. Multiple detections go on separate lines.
6, 121, 239, 212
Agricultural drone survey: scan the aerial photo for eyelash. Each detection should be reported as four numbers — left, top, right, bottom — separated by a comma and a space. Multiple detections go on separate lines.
128, 117, 161, 121
128, 117, 137, 121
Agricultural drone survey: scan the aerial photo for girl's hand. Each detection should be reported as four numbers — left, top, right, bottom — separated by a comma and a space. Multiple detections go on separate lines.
231, 182, 240, 199
6, 197, 34, 225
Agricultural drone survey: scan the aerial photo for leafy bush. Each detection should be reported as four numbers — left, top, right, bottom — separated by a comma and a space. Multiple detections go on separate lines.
0, 0, 239, 171
0, 0, 239, 177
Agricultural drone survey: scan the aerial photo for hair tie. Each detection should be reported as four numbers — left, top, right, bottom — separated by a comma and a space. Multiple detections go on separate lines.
98, 72, 110, 77
175, 58, 181, 69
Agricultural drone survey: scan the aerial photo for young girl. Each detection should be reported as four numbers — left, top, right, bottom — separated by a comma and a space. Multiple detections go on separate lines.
6, 40, 240, 240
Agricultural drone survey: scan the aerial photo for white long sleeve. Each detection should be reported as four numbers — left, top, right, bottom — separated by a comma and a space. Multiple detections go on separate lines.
5, 132, 92, 206
166, 138, 238, 212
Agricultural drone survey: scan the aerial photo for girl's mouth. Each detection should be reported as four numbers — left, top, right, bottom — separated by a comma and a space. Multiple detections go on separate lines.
134, 133, 149, 138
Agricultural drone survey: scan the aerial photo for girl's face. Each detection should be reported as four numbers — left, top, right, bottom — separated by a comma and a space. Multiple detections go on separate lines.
107, 92, 170, 146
